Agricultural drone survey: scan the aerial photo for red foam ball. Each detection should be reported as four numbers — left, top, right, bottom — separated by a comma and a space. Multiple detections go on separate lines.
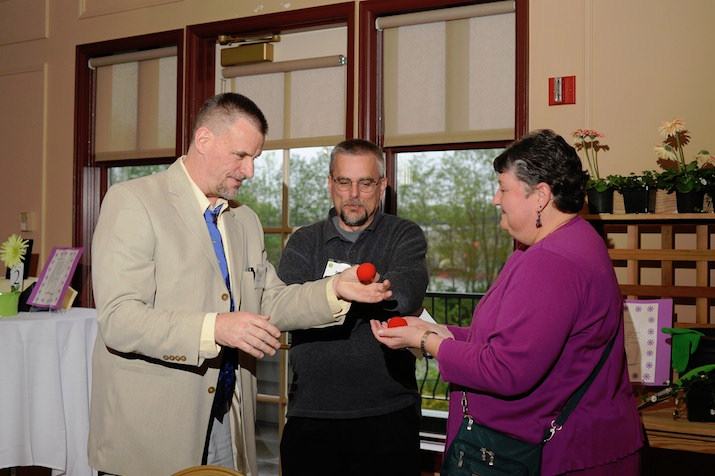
356, 262, 376, 284
387, 317, 407, 328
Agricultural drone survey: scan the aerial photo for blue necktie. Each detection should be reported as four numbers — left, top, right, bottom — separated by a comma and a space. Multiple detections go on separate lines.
204, 205, 237, 422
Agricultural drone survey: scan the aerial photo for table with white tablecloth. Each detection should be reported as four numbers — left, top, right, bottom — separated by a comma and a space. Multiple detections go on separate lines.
0, 307, 98, 476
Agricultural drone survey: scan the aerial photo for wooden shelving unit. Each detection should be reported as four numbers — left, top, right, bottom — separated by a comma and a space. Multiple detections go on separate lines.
585, 214, 715, 457
640, 403, 715, 454
584, 213, 715, 327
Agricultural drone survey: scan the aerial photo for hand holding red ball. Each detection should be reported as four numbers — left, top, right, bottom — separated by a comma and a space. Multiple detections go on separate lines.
356, 262, 377, 284
387, 317, 407, 328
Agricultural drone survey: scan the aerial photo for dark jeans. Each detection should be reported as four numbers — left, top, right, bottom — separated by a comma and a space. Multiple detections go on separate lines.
280, 404, 421, 476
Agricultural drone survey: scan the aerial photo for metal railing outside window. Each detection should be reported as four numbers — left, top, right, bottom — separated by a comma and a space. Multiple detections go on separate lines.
417, 291, 484, 450
418, 291, 484, 410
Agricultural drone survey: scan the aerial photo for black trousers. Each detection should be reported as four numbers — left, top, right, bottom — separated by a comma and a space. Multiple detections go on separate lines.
280, 404, 421, 476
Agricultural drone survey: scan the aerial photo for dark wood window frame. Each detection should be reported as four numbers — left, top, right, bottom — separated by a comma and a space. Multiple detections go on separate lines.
73, 3, 357, 307
358, 0, 529, 213
73, 29, 184, 307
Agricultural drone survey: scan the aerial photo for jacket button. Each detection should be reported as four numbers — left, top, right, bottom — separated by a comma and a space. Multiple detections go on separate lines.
221, 293, 229, 301
208, 387, 216, 394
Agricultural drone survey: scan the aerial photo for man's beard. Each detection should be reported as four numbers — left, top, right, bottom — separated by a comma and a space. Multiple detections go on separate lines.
339, 201, 369, 227
217, 186, 238, 200
217, 175, 245, 200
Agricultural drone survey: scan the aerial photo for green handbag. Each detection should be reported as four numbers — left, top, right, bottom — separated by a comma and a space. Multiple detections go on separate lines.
442, 413, 543, 475
441, 336, 615, 476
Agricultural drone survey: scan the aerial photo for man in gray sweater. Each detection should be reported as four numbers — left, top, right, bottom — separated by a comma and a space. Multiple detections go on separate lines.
277, 139, 429, 475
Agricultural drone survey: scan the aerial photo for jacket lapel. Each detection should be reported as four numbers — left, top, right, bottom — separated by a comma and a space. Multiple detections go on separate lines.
165, 158, 225, 281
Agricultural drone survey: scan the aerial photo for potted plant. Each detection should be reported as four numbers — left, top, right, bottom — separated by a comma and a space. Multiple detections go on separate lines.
612, 171, 658, 214
0, 233, 29, 317
573, 129, 613, 213
654, 118, 714, 213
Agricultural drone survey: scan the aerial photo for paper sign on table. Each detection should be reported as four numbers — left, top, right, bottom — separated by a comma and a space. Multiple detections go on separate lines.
27, 247, 83, 309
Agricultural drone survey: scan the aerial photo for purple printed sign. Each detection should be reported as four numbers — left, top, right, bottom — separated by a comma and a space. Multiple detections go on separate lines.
624, 299, 673, 385
27, 247, 83, 309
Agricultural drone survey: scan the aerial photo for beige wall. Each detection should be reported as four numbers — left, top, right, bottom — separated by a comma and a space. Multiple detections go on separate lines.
530, 0, 715, 176
1, 0, 714, 266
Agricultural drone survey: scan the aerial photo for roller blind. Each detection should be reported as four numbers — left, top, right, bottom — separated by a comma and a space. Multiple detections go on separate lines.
379, 2, 515, 147
92, 47, 178, 162
222, 56, 347, 150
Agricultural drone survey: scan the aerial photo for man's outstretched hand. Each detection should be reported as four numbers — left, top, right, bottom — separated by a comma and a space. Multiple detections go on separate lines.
332, 265, 392, 303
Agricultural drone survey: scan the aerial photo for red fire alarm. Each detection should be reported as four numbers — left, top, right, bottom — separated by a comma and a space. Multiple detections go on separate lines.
548, 76, 575, 105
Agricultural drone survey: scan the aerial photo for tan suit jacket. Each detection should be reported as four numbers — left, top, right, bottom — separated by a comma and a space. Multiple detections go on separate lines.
89, 158, 341, 476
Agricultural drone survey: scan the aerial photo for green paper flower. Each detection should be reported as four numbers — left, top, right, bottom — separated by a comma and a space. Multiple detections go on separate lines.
0, 233, 29, 269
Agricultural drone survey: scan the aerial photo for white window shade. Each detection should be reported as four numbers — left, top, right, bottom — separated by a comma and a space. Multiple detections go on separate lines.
223, 58, 346, 150
381, 10, 515, 147
94, 51, 177, 161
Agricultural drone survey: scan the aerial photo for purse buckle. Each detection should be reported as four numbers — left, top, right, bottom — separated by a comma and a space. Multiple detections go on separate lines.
545, 419, 563, 442
480, 447, 495, 466
465, 415, 474, 431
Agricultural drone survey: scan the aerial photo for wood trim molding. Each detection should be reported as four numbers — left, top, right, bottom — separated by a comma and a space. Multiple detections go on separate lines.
515, 0, 529, 138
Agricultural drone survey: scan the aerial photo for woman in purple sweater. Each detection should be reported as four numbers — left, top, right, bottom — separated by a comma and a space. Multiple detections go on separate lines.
372, 130, 643, 475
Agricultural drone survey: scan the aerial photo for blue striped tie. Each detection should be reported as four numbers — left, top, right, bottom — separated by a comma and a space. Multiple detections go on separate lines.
204, 205, 237, 422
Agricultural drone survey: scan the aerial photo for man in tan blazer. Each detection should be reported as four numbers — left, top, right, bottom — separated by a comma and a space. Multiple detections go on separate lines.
88, 93, 392, 476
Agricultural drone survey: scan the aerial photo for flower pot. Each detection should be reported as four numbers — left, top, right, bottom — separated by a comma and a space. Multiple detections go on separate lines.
0, 291, 20, 317
675, 190, 705, 213
621, 187, 656, 214
686, 385, 715, 422
684, 368, 715, 422
587, 188, 614, 214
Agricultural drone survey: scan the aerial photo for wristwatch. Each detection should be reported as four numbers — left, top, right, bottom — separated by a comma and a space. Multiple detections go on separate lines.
421, 330, 437, 359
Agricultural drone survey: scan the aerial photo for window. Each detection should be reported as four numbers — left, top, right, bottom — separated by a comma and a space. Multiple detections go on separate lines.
359, 0, 528, 144
360, 0, 529, 445
108, 164, 170, 186
395, 147, 513, 416
361, 0, 524, 298
395, 148, 512, 293
236, 147, 333, 265
74, 30, 184, 306
217, 27, 347, 151
186, 7, 355, 472
380, 4, 516, 147
93, 47, 178, 162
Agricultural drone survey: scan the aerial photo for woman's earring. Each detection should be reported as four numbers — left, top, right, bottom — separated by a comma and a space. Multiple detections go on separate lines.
536, 209, 543, 228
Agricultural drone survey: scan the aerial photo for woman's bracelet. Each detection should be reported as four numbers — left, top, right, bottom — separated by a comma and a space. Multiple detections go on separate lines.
420, 330, 438, 359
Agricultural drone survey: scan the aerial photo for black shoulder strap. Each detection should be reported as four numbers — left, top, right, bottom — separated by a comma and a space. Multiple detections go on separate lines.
541, 333, 617, 443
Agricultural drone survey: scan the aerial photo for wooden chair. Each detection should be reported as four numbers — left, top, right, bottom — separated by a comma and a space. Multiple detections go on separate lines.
172, 465, 245, 476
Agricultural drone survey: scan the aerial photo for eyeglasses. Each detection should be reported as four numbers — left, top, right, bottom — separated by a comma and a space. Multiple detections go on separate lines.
330, 176, 383, 192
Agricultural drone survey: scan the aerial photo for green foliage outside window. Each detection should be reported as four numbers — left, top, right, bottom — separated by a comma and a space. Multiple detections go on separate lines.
288, 147, 333, 227
236, 147, 333, 267
397, 149, 513, 294
237, 150, 283, 228
109, 164, 170, 186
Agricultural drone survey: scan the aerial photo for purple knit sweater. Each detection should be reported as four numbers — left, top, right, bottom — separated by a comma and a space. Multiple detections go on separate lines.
438, 216, 643, 475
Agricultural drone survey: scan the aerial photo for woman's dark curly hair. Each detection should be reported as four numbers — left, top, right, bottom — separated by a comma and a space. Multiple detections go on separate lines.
493, 129, 589, 213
